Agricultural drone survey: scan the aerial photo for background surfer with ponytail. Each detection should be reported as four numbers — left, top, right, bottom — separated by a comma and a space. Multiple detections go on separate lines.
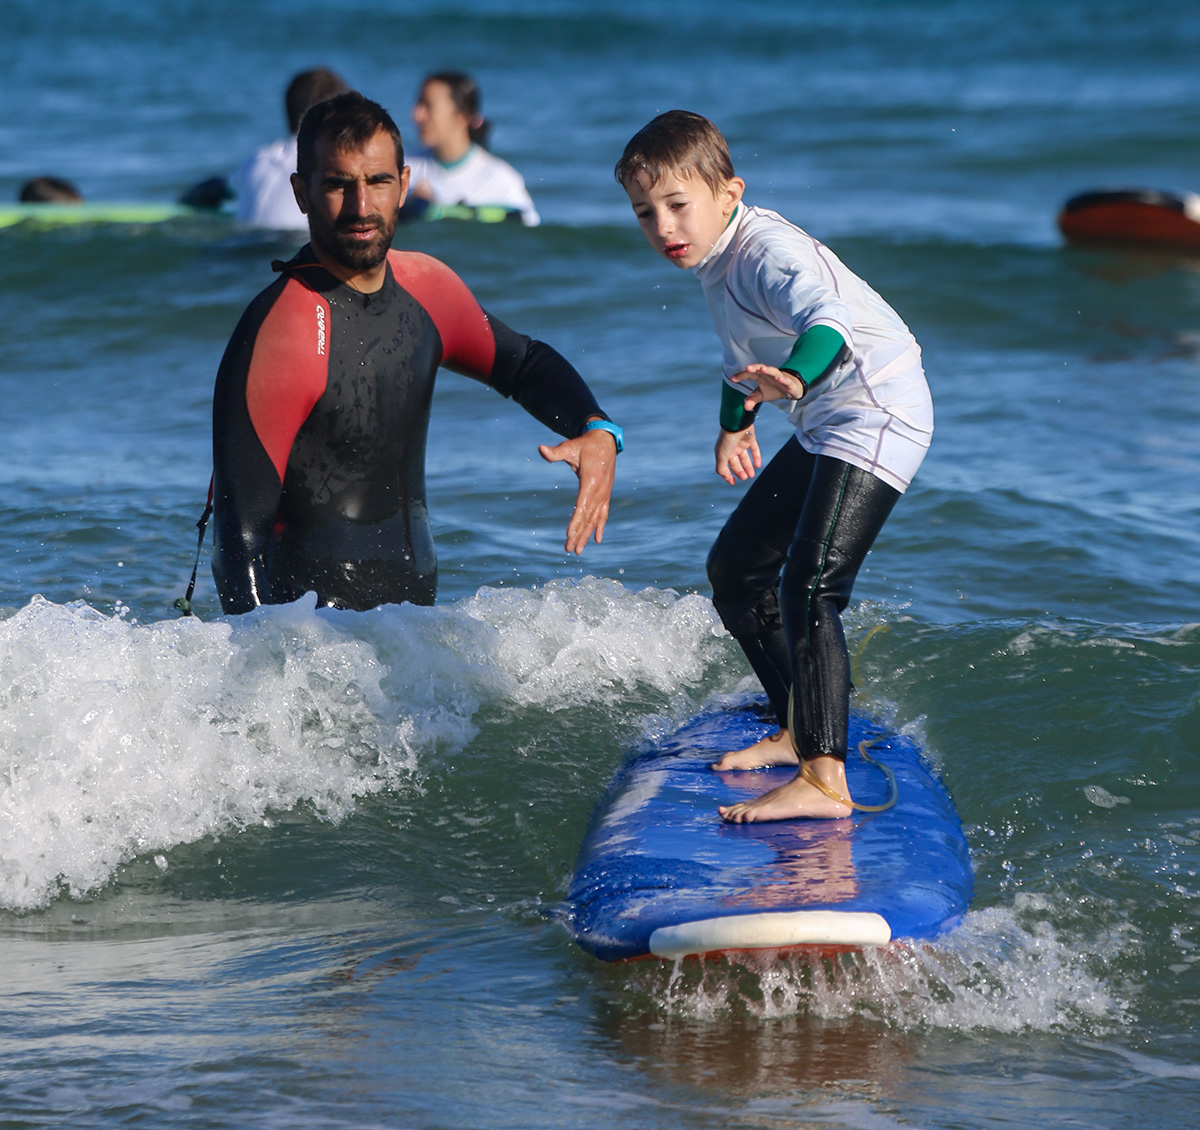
405, 71, 540, 225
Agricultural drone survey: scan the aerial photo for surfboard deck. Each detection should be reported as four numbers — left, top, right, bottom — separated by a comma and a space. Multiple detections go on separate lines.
0, 203, 198, 229
565, 699, 972, 962
1057, 188, 1200, 249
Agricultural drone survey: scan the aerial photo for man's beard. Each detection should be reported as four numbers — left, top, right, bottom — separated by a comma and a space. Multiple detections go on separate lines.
311, 209, 398, 272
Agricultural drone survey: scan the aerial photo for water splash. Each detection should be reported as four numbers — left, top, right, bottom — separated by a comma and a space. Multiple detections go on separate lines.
0, 581, 726, 911
626, 895, 1132, 1035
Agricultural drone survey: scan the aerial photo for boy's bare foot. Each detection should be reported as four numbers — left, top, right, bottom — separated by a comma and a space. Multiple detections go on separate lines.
711, 728, 799, 771
718, 755, 853, 823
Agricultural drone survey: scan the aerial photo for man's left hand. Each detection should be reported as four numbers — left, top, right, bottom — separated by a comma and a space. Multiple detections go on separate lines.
538, 429, 617, 554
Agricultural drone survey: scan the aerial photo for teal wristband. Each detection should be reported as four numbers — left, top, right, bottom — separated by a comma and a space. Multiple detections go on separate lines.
584, 419, 624, 453
779, 367, 809, 398
782, 325, 846, 391
719, 381, 757, 432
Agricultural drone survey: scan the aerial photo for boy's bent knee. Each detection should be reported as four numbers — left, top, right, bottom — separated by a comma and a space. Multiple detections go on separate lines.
705, 534, 738, 600
707, 516, 784, 602
711, 585, 782, 641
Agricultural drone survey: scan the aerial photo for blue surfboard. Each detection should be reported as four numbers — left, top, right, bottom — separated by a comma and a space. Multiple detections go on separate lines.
565, 699, 972, 962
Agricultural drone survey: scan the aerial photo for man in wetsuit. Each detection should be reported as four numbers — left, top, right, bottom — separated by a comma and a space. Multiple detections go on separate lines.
211, 92, 621, 614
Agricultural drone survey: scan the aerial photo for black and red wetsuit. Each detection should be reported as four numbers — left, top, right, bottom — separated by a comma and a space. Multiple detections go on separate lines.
212, 245, 606, 613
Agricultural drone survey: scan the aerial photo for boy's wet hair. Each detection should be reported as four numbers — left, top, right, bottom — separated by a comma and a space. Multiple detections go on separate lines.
614, 110, 736, 195
296, 91, 404, 183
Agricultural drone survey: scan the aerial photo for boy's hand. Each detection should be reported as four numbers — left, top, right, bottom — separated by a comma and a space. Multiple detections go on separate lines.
715, 424, 761, 484
538, 429, 617, 554
736, 363, 806, 406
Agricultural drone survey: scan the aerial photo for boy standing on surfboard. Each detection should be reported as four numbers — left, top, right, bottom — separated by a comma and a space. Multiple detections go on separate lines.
616, 111, 933, 823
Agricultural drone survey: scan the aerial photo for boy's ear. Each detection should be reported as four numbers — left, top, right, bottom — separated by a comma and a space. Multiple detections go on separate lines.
724, 176, 746, 213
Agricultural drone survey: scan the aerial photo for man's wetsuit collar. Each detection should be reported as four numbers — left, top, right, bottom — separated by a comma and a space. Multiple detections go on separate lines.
272, 244, 393, 297
271, 243, 321, 275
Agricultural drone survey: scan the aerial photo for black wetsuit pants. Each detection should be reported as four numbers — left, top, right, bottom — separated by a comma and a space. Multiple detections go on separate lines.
706, 437, 900, 761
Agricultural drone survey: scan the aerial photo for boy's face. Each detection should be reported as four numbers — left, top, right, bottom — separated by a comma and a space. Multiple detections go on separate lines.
624, 169, 744, 269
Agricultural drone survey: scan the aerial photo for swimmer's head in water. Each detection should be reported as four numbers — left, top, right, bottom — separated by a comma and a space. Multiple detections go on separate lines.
19, 176, 83, 204
614, 109, 736, 198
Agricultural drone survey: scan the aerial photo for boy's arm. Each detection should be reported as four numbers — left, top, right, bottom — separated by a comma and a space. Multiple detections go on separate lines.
763, 255, 854, 345
735, 325, 848, 408
714, 378, 760, 482
744, 245, 854, 374
720, 379, 758, 432
713, 324, 846, 483
715, 420, 761, 484
779, 324, 847, 396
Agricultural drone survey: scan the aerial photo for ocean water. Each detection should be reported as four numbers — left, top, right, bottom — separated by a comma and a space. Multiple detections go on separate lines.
2, 1, 1199, 1126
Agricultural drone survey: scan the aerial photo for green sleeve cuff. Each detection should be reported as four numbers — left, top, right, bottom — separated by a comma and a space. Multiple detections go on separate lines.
782, 325, 846, 389
719, 381, 757, 432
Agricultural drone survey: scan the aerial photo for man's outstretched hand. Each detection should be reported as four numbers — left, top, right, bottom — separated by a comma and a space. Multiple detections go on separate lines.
538, 428, 617, 555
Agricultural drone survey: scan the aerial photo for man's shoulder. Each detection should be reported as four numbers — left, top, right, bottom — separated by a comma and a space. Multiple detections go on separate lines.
387, 249, 469, 292
385, 250, 490, 355
231, 259, 329, 342
246, 253, 323, 299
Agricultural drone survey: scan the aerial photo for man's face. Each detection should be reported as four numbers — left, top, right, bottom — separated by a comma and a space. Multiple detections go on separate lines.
293, 128, 408, 276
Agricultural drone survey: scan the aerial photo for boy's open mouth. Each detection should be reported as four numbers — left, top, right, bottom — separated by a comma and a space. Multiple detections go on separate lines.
664, 242, 689, 259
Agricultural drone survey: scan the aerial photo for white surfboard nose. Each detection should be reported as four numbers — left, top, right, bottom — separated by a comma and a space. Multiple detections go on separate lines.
649, 909, 892, 958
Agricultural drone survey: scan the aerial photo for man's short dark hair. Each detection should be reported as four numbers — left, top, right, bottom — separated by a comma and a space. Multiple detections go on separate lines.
296, 91, 404, 183
286, 67, 350, 135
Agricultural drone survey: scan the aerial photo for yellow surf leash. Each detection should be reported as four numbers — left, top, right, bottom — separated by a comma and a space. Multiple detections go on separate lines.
851, 621, 889, 687
788, 689, 898, 813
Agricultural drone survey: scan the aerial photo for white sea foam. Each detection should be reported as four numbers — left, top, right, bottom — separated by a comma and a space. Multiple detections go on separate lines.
0, 581, 726, 911
643, 894, 1132, 1035
463, 578, 722, 706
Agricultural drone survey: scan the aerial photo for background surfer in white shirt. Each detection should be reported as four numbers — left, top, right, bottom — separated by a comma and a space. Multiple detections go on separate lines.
231, 67, 350, 229
406, 71, 540, 226
182, 68, 350, 228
